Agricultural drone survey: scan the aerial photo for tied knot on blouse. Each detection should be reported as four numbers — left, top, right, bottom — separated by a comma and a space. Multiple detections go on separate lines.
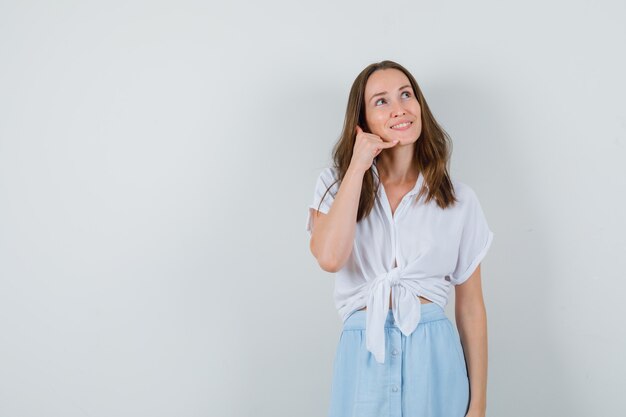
387, 268, 402, 287
365, 265, 431, 364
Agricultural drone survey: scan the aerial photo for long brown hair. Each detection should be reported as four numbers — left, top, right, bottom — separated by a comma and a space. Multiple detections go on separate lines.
317, 60, 458, 222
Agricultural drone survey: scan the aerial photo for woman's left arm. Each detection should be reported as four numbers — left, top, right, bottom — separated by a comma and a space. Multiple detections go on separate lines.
455, 263, 488, 417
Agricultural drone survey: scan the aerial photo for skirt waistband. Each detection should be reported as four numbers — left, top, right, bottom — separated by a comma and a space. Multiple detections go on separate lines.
342, 303, 447, 330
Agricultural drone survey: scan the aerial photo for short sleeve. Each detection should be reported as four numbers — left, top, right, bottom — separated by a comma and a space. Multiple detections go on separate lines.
305, 167, 340, 235
450, 186, 494, 285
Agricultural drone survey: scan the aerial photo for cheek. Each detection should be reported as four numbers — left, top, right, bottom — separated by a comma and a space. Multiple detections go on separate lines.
365, 112, 384, 131
409, 104, 422, 126
371, 113, 387, 127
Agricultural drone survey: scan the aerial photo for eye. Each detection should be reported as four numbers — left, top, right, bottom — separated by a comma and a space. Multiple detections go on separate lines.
375, 98, 386, 106
401, 91, 412, 98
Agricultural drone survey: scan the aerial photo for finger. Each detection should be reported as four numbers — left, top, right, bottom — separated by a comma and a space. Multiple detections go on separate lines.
355, 125, 363, 134
379, 139, 400, 148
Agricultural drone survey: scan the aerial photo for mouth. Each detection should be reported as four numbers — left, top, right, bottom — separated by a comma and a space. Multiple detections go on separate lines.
390, 121, 413, 131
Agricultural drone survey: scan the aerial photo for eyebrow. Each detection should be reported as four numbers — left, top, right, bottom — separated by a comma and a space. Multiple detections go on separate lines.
368, 84, 412, 103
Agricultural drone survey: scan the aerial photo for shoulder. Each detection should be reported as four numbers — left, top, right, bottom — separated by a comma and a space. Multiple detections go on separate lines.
310, 166, 341, 199
450, 178, 481, 213
451, 178, 478, 201
323, 165, 340, 179
316, 165, 340, 184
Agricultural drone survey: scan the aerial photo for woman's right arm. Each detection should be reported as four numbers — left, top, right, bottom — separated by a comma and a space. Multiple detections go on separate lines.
309, 164, 367, 272
309, 126, 399, 272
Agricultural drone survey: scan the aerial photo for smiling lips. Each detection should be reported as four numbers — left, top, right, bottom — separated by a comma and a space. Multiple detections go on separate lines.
390, 121, 413, 130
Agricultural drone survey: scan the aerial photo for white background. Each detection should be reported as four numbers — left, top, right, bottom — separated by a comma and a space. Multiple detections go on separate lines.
1, 1, 624, 416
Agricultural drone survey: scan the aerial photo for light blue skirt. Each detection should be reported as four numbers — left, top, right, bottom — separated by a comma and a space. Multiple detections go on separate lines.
328, 303, 470, 417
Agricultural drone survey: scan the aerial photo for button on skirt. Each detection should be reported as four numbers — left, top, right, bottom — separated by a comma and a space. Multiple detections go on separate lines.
328, 303, 470, 417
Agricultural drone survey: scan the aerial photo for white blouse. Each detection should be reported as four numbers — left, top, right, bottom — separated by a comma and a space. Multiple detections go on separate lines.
305, 160, 494, 364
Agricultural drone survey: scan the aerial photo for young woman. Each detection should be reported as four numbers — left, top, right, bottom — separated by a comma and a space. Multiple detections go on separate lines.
306, 60, 494, 417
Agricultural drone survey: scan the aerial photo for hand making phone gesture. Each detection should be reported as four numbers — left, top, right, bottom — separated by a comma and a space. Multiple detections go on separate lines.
350, 125, 400, 174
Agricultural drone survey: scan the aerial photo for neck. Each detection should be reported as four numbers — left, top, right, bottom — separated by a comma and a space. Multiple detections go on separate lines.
375, 149, 418, 184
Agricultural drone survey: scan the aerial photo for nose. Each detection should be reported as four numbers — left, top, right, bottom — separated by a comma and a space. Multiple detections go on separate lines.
390, 101, 406, 117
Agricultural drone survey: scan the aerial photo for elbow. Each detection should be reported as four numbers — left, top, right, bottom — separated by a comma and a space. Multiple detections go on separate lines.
310, 239, 345, 273
318, 258, 342, 273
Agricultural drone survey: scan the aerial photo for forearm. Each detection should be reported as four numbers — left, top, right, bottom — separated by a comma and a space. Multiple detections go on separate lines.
456, 303, 488, 416
311, 164, 365, 271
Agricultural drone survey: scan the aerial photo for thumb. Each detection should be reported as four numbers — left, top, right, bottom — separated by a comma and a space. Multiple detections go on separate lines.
355, 125, 363, 134
381, 139, 400, 148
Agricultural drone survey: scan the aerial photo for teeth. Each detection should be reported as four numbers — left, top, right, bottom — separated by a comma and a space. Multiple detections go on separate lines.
391, 122, 411, 129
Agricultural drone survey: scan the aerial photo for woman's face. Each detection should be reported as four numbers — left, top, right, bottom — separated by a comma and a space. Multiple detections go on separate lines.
363, 68, 422, 145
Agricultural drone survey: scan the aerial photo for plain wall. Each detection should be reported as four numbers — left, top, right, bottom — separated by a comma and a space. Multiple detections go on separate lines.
1, 0, 625, 416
